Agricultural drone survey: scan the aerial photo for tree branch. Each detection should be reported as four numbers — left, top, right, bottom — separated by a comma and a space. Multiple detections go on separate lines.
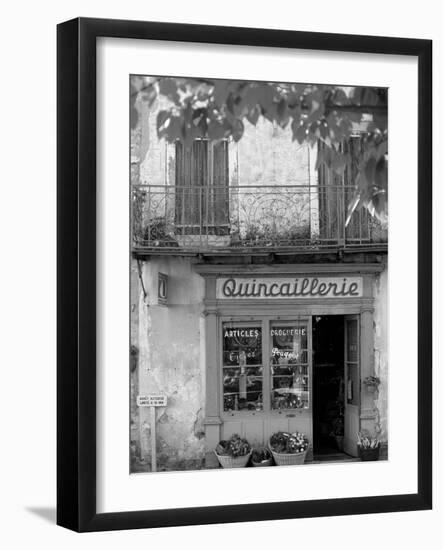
325, 103, 387, 115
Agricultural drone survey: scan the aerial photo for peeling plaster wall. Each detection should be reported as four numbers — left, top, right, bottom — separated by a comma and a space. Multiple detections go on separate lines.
373, 265, 388, 443
237, 118, 310, 186
138, 100, 312, 189
139, 95, 171, 186
133, 257, 205, 472
130, 263, 140, 460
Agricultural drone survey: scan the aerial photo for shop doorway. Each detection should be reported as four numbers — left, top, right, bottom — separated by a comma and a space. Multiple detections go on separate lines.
312, 315, 347, 458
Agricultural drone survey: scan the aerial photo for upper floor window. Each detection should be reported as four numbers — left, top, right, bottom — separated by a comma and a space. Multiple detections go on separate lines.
175, 139, 229, 235
317, 136, 370, 242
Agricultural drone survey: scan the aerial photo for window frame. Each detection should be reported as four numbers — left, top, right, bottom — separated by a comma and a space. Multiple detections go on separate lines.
219, 314, 313, 419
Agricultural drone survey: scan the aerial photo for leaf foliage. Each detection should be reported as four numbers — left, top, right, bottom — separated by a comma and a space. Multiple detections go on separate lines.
131, 76, 388, 222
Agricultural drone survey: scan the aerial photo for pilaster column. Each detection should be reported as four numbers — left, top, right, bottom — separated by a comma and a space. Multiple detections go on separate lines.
202, 276, 222, 467
360, 305, 377, 434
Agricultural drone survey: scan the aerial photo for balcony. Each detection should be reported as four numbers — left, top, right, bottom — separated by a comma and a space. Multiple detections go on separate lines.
132, 184, 387, 256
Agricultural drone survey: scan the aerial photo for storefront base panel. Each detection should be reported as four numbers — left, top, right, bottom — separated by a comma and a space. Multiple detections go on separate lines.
221, 413, 313, 461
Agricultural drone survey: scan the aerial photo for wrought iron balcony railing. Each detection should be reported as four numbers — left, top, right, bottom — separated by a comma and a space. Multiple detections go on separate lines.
132, 184, 387, 254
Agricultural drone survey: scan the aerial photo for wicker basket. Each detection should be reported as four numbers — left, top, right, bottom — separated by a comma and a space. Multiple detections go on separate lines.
251, 457, 273, 467
251, 447, 273, 467
214, 450, 252, 468
268, 439, 308, 466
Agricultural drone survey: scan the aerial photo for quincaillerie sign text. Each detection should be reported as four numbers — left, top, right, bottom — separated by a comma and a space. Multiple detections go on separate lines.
216, 277, 363, 299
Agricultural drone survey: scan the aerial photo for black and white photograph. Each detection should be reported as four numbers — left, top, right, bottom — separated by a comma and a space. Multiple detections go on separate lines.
129, 75, 389, 473
0, 0, 437, 543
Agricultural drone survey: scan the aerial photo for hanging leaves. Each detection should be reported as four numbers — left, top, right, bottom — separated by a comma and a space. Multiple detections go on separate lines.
132, 76, 388, 220
158, 78, 180, 105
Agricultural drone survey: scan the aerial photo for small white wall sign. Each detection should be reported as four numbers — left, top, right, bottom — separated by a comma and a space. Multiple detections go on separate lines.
137, 394, 167, 472
137, 394, 167, 407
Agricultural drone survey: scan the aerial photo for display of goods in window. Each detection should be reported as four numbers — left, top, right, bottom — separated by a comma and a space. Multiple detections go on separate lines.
271, 322, 310, 410
222, 324, 263, 412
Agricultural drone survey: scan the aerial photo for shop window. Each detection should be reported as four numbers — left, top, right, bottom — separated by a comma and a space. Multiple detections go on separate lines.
270, 322, 309, 410
175, 139, 229, 235
222, 324, 263, 411
222, 320, 310, 413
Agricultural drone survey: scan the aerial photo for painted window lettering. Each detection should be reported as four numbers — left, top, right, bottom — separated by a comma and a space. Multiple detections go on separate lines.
223, 329, 260, 338
271, 347, 298, 360
270, 328, 306, 336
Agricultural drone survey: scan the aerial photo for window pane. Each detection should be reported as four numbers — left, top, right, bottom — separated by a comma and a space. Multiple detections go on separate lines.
271, 325, 307, 364
222, 324, 263, 411
346, 363, 359, 406
346, 318, 359, 405
346, 319, 358, 363
270, 323, 309, 409
223, 325, 262, 365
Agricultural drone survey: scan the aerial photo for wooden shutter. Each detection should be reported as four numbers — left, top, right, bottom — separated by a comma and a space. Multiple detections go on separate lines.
318, 137, 370, 244
211, 140, 229, 235
344, 136, 369, 242
174, 140, 186, 231
317, 140, 343, 243
175, 139, 229, 236
175, 140, 208, 233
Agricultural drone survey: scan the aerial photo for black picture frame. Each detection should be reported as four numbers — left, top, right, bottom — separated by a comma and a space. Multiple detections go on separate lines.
57, 17, 432, 532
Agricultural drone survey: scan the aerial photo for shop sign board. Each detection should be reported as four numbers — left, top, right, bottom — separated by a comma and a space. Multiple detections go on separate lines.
216, 276, 363, 299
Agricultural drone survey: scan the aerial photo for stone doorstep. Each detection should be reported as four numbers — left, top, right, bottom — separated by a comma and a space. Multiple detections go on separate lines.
310, 455, 361, 464
205, 453, 363, 469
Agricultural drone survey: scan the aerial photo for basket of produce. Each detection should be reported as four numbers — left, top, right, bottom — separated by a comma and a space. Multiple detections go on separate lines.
269, 431, 309, 466
214, 434, 252, 468
251, 447, 273, 467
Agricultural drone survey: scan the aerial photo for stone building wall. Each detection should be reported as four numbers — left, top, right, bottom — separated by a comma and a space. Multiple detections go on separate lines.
236, 118, 310, 186
133, 257, 206, 471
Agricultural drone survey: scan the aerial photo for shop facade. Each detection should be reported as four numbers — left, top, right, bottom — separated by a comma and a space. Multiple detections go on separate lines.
130, 255, 387, 471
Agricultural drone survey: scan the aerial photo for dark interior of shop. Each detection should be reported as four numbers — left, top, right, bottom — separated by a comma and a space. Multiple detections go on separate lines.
312, 315, 346, 457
